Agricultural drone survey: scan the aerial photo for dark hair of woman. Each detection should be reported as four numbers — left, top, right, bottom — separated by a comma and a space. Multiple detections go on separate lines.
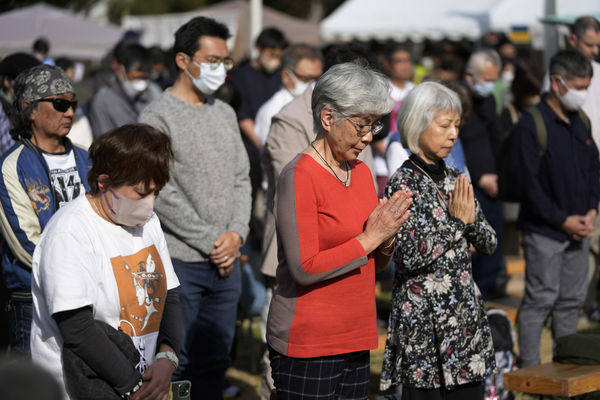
87, 123, 173, 195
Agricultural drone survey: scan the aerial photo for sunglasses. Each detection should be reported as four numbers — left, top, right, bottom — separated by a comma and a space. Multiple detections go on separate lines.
37, 98, 78, 113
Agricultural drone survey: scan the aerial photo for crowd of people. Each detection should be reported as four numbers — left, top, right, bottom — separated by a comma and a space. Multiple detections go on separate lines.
0, 10, 598, 400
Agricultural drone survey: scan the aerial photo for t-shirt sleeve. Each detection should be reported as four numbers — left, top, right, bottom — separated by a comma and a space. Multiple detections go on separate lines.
37, 230, 98, 316
149, 214, 179, 291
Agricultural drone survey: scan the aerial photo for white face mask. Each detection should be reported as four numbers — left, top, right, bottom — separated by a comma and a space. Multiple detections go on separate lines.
104, 189, 155, 227
502, 70, 514, 85
185, 60, 226, 95
120, 66, 149, 98
471, 79, 495, 97
287, 70, 312, 97
558, 77, 588, 111
258, 55, 280, 74
122, 79, 149, 98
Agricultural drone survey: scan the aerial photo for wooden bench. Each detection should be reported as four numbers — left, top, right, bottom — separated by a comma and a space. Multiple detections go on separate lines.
505, 362, 600, 397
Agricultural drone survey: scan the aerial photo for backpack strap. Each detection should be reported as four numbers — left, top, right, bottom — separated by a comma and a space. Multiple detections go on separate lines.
527, 106, 547, 156
578, 108, 591, 133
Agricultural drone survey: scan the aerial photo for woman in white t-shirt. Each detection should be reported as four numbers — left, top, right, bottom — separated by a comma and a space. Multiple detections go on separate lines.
31, 123, 181, 400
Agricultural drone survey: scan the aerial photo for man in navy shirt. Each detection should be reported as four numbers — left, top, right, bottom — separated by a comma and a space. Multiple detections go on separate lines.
514, 50, 600, 367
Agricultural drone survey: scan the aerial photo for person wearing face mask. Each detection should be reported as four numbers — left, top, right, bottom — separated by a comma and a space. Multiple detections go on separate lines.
30, 123, 182, 400
0, 64, 91, 359
511, 49, 599, 367
255, 44, 323, 146
492, 35, 518, 115
230, 27, 288, 150
88, 41, 161, 138
459, 49, 506, 301
139, 16, 251, 400
229, 28, 288, 257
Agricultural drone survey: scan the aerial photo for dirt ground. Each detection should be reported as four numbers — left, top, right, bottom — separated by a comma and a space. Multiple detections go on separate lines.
225, 296, 600, 400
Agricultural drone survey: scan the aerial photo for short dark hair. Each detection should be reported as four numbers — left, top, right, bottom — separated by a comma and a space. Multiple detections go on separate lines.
55, 57, 75, 72
0, 52, 40, 81
113, 41, 153, 73
385, 43, 411, 61
281, 44, 322, 71
549, 49, 593, 80
322, 43, 369, 72
32, 38, 49, 54
572, 16, 600, 38
256, 27, 288, 50
174, 16, 231, 56
87, 123, 173, 195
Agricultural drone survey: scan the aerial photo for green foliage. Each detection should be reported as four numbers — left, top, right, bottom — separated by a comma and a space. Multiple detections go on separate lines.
1, 0, 100, 13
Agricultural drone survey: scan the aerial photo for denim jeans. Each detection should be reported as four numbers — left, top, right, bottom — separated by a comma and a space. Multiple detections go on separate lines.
171, 258, 242, 400
7, 291, 32, 357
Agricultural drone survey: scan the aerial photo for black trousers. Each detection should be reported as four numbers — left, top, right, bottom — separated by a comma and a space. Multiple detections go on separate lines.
401, 381, 484, 400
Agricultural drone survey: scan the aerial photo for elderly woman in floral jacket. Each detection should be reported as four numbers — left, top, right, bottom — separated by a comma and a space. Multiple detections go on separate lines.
380, 81, 496, 400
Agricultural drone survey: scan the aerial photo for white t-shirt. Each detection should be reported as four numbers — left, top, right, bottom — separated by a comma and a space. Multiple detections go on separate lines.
374, 81, 415, 177
30, 195, 179, 397
42, 149, 85, 208
255, 87, 294, 146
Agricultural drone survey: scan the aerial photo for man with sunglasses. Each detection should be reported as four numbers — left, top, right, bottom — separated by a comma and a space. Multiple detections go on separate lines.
140, 16, 251, 400
0, 64, 91, 358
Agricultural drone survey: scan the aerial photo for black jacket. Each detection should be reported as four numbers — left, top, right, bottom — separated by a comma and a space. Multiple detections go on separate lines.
459, 93, 504, 186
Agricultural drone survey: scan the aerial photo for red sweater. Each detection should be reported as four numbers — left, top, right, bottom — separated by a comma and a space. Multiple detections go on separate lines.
266, 153, 379, 358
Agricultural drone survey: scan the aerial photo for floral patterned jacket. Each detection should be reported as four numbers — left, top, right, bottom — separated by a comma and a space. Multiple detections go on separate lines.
380, 159, 497, 390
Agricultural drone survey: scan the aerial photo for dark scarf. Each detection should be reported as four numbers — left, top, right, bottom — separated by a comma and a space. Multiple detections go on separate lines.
407, 153, 447, 183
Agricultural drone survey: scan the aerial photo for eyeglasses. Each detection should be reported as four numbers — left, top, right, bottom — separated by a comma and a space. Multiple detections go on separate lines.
344, 115, 384, 136
190, 55, 234, 71
37, 98, 78, 113
289, 69, 320, 83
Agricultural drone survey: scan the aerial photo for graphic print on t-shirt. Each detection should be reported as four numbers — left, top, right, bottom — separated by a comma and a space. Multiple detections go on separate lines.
111, 245, 166, 350
49, 165, 82, 208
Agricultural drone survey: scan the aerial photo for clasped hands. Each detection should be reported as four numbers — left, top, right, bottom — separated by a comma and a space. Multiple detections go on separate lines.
359, 190, 412, 254
449, 174, 476, 225
563, 209, 597, 240
209, 231, 242, 277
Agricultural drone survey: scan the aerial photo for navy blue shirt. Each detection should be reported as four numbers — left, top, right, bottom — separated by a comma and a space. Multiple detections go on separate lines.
514, 97, 600, 242
229, 61, 281, 121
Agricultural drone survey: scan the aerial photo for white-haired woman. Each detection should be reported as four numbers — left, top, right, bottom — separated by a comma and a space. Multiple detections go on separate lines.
380, 81, 496, 400
266, 62, 412, 399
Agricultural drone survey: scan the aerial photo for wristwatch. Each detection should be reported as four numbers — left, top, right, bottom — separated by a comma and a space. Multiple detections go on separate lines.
155, 350, 179, 370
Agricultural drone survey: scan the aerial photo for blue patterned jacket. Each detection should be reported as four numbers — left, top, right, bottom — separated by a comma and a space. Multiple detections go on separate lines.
0, 138, 91, 291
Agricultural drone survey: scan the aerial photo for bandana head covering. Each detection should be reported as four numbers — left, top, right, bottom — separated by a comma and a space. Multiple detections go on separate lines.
13, 64, 75, 105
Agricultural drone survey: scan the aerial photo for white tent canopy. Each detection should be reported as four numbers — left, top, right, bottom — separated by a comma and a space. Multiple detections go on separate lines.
322, 0, 600, 44
0, 3, 122, 60
123, 0, 321, 61
489, 0, 600, 48
321, 0, 498, 42
122, 9, 240, 55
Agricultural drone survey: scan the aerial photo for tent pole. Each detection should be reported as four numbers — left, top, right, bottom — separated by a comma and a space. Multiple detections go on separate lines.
250, 0, 262, 59
543, 0, 558, 69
